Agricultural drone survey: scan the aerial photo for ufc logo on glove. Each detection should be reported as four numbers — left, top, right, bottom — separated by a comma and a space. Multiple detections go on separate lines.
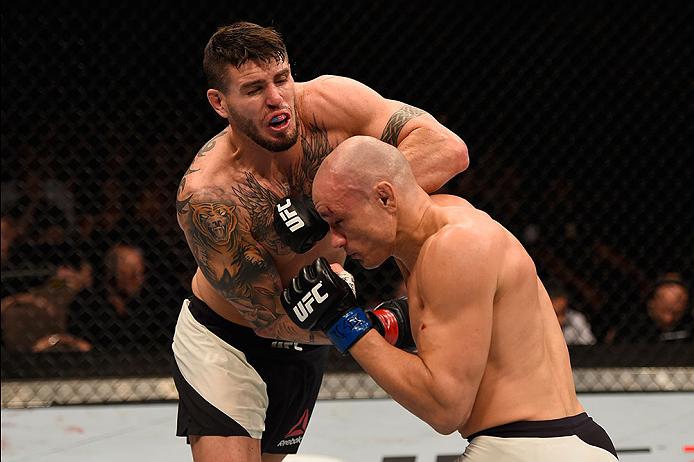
293, 282, 329, 321
276, 198, 305, 232
273, 195, 328, 253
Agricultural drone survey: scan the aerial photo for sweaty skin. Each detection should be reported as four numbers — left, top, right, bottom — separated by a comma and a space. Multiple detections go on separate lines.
176, 60, 468, 344
313, 137, 583, 437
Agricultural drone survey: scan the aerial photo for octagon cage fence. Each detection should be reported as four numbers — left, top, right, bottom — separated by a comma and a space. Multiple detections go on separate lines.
2, 2, 692, 408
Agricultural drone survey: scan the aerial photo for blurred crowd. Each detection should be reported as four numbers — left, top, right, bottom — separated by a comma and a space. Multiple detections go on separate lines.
1, 140, 191, 354
441, 151, 692, 347
1, 139, 692, 356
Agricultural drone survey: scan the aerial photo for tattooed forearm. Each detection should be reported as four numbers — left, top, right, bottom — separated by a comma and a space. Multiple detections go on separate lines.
380, 105, 426, 146
257, 315, 329, 344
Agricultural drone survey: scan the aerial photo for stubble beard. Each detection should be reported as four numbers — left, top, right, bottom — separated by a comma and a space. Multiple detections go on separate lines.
228, 106, 299, 153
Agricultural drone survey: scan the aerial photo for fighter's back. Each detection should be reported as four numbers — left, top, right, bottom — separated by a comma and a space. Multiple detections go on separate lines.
410, 195, 583, 436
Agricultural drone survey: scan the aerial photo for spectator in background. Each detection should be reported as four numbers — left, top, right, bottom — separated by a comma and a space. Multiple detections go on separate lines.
1, 144, 77, 234
613, 273, 692, 343
68, 243, 146, 350
546, 280, 597, 345
1, 143, 83, 295
1, 262, 93, 352
112, 183, 191, 295
1, 215, 20, 280
67, 242, 179, 352
2, 209, 93, 351
83, 177, 127, 260
521, 176, 647, 342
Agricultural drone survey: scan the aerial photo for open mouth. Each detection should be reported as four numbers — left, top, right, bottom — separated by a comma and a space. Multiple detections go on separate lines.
268, 112, 290, 131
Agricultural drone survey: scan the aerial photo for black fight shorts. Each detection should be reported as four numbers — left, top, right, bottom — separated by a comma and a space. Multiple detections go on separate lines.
171, 295, 329, 454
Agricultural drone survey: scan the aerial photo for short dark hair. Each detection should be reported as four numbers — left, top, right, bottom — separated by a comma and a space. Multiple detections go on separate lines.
203, 21, 288, 92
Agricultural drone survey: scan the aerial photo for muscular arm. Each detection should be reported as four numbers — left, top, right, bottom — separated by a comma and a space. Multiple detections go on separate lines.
177, 186, 330, 344
308, 76, 469, 192
349, 227, 497, 434
381, 106, 468, 192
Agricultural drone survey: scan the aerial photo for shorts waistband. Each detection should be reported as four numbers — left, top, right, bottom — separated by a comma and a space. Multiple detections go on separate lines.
186, 294, 327, 357
467, 413, 592, 441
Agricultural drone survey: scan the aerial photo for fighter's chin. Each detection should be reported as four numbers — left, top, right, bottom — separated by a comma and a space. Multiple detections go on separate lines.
262, 129, 299, 152
266, 139, 297, 152
356, 255, 386, 270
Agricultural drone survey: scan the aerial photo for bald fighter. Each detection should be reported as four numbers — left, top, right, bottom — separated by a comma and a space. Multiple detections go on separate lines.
282, 137, 618, 461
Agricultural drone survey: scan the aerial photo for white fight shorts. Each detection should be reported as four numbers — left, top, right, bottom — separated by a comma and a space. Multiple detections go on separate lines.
460, 413, 618, 461
172, 295, 329, 454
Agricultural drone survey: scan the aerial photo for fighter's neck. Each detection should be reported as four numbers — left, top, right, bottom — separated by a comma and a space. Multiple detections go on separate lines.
224, 127, 297, 178
393, 198, 441, 271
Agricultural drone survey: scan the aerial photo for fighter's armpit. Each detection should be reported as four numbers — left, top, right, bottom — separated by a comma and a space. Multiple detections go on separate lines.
380, 105, 426, 146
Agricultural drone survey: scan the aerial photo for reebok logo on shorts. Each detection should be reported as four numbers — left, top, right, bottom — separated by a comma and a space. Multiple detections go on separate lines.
285, 408, 309, 437
277, 408, 310, 447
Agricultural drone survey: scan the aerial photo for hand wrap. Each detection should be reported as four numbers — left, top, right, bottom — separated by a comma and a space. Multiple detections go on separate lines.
367, 296, 416, 351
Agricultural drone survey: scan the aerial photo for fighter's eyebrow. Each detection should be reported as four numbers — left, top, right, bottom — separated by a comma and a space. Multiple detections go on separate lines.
317, 206, 334, 220
239, 79, 265, 91
240, 69, 290, 92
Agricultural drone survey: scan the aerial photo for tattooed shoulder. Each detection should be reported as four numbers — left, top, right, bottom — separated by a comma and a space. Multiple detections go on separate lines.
179, 189, 284, 330
176, 130, 228, 215
380, 105, 425, 146
196, 129, 228, 158
180, 190, 276, 292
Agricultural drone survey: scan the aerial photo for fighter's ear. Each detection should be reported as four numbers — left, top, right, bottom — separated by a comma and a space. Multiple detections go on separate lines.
207, 89, 229, 119
374, 181, 396, 210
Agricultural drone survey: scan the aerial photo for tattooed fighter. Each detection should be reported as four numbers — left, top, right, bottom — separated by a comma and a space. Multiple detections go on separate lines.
173, 22, 468, 462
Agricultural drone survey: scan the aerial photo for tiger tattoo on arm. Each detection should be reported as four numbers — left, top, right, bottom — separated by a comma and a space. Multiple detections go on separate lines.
178, 187, 281, 328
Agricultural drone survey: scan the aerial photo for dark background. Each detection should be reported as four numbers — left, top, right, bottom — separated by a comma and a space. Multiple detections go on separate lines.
2, 2, 693, 381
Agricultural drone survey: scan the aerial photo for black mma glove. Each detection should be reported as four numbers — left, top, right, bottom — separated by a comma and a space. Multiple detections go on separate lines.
281, 257, 373, 353
273, 194, 329, 253
367, 296, 416, 351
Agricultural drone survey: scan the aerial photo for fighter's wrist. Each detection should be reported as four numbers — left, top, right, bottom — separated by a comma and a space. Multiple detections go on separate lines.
324, 307, 372, 354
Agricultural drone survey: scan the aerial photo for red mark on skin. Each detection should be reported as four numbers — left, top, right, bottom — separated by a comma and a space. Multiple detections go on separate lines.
66, 425, 84, 434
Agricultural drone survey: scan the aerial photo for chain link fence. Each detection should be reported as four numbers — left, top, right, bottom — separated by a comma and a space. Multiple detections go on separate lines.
2, 3, 693, 406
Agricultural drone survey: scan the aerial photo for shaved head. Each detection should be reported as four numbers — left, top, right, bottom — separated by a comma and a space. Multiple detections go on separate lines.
314, 136, 416, 197
311, 136, 424, 268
